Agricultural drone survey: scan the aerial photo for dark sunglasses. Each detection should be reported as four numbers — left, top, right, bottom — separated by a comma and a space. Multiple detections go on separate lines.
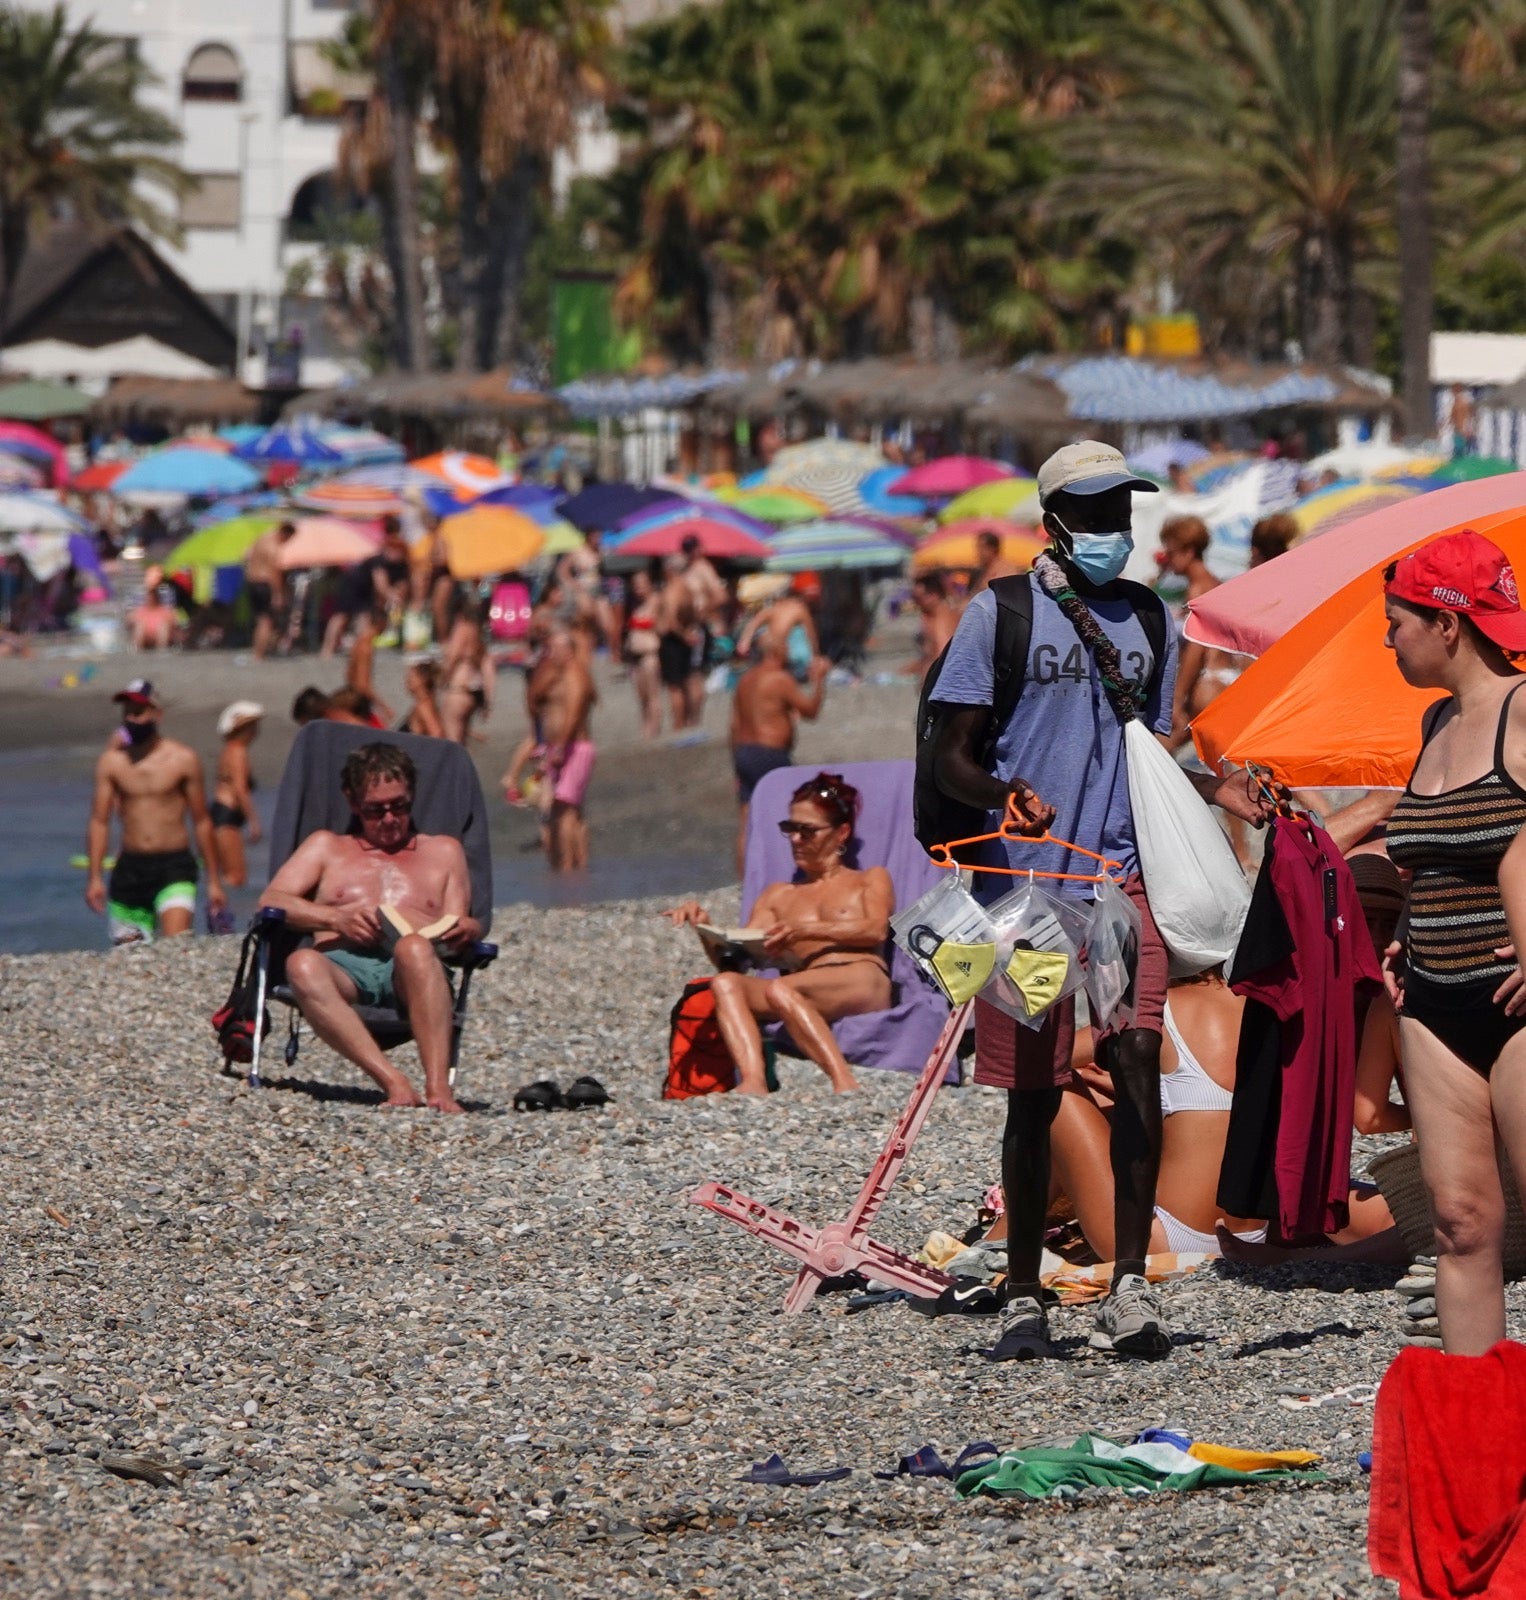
779, 819, 832, 839
359, 798, 412, 820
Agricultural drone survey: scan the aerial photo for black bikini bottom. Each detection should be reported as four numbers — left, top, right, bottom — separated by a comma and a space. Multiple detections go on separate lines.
1401, 969, 1526, 1077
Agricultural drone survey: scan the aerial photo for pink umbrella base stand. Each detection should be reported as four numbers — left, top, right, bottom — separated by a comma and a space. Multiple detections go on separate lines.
689, 999, 972, 1314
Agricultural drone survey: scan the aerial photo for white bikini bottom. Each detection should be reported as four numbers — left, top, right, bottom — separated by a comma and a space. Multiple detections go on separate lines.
1155, 1204, 1267, 1256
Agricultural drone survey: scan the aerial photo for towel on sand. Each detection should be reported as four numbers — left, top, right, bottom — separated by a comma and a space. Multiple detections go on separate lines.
957, 1433, 1323, 1501
1370, 1340, 1526, 1598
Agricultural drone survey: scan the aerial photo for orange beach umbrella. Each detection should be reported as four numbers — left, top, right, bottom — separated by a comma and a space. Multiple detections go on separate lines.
1192, 507, 1526, 789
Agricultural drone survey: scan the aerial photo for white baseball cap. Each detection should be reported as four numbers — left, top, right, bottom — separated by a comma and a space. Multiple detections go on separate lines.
218, 700, 265, 738
1036, 440, 1159, 506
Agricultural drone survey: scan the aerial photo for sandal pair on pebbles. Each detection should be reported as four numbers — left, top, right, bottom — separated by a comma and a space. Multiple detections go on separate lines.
511, 1076, 610, 1112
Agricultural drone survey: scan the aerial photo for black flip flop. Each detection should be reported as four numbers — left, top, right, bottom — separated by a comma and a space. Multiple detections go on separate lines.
512, 1080, 563, 1112
562, 1075, 610, 1109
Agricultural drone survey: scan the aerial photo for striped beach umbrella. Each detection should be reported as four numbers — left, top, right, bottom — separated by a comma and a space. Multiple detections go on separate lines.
763, 521, 908, 572
320, 426, 406, 465
1290, 480, 1419, 543
937, 479, 1042, 525
294, 478, 407, 518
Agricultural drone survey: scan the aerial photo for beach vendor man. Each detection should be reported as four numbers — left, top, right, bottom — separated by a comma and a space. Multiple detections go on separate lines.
84, 679, 227, 942
928, 441, 1271, 1361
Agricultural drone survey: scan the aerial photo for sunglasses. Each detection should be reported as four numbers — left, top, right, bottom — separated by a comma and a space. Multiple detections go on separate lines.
359, 798, 412, 820
779, 819, 832, 839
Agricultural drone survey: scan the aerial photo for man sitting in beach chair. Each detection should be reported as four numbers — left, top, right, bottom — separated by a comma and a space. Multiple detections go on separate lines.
259, 741, 481, 1113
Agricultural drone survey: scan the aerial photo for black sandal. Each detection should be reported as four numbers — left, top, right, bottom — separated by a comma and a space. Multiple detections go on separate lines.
512, 1080, 563, 1112
562, 1075, 610, 1109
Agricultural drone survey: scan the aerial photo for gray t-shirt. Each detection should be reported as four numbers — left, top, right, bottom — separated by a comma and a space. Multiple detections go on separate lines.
933, 583, 1176, 897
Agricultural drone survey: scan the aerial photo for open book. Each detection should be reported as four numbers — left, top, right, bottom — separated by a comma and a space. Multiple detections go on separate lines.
378, 905, 460, 955
694, 923, 799, 973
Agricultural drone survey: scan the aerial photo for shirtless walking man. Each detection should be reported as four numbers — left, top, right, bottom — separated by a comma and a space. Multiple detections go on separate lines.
729, 641, 827, 870
85, 679, 227, 943
259, 743, 478, 1112
654, 554, 705, 730
523, 626, 596, 871
243, 520, 296, 659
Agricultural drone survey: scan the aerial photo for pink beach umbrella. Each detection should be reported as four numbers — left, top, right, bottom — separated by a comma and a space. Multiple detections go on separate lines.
613, 513, 769, 562
1185, 474, 1526, 658
277, 517, 383, 569
888, 455, 1015, 499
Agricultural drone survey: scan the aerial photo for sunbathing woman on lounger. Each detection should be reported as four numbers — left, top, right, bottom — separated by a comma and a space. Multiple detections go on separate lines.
663, 772, 894, 1095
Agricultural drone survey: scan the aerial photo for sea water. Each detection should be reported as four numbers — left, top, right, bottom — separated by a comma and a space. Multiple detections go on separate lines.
0, 747, 733, 956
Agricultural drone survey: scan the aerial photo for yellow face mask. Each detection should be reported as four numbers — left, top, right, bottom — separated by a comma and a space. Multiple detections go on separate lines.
927, 939, 997, 1004
1004, 947, 1070, 1018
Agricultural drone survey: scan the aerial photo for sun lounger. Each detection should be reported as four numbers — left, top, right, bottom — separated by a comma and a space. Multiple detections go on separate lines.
740, 758, 953, 1076
231, 721, 498, 1089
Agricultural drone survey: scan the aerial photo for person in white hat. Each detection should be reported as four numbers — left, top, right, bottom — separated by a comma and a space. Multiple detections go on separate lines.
211, 701, 265, 899
924, 440, 1272, 1363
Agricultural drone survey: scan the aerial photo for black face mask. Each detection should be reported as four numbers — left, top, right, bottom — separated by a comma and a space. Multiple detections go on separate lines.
122, 717, 157, 747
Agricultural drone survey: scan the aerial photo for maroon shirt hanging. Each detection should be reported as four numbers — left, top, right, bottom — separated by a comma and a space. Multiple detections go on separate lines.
1224, 816, 1382, 1239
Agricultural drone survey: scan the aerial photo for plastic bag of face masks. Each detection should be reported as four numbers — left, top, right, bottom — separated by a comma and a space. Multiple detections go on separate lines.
892, 873, 997, 1005
1082, 876, 1142, 1032
983, 875, 1088, 1028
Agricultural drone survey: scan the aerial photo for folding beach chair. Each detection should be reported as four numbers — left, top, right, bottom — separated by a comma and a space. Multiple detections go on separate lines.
740, 759, 951, 1075
228, 721, 498, 1089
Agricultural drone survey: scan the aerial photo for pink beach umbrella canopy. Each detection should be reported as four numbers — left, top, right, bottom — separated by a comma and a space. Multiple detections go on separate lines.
611, 513, 770, 563
888, 456, 1016, 499
277, 517, 383, 569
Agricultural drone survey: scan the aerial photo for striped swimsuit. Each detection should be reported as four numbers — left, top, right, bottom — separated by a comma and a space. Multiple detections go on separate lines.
1387, 683, 1526, 1073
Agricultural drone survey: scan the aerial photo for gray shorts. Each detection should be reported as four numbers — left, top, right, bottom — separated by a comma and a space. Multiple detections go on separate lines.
325, 949, 397, 1008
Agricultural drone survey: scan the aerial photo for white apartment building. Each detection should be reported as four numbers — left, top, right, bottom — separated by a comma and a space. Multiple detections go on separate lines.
15, 0, 375, 379
17, 0, 689, 380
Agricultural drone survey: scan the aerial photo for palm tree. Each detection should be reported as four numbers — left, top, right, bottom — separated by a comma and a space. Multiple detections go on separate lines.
328, 6, 430, 371
429, 0, 611, 372
1398, 0, 1434, 438
1051, 0, 1402, 365
0, 4, 188, 339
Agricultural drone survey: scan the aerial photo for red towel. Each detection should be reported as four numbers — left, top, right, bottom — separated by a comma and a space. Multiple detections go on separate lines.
1370, 1340, 1526, 1597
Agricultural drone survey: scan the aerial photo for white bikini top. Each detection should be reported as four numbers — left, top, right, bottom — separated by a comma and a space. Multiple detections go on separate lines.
1159, 1000, 1234, 1116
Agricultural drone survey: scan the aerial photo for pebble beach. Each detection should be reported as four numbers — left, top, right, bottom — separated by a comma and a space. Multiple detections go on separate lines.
2, 896, 1487, 1599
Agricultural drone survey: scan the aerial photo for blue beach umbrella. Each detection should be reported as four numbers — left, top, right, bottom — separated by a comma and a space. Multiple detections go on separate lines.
762, 521, 908, 572
235, 424, 345, 466
113, 448, 261, 497
558, 482, 689, 533
858, 466, 929, 517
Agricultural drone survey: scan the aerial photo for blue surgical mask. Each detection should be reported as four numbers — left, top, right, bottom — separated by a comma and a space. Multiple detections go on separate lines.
1052, 514, 1133, 584
1070, 532, 1133, 584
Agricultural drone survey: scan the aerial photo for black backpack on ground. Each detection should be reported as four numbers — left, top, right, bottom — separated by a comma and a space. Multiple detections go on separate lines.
211, 925, 275, 1065
912, 572, 1170, 858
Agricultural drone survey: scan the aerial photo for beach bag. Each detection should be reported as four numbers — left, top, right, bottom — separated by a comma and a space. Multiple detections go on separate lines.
211, 926, 271, 1065
1123, 720, 1251, 976
663, 979, 736, 1099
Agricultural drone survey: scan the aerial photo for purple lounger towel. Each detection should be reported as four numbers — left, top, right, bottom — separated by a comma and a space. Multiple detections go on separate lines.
741, 759, 953, 1077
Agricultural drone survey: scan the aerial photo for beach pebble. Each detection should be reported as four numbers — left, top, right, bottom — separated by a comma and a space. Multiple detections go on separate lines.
0, 908, 1476, 1597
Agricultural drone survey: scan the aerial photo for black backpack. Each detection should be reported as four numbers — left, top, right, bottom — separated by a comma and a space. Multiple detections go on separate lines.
912, 573, 1169, 858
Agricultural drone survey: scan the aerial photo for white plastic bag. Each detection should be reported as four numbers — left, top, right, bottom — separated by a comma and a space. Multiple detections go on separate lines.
984, 876, 1087, 1028
1124, 719, 1251, 977
1083, 875, 1142, 1032
892, 874, 997, 1005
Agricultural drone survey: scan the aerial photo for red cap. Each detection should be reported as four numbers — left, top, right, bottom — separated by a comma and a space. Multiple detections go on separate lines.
1385, 529, 1526, 653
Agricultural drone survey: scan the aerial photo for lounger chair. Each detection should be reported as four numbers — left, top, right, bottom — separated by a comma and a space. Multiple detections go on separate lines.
740, 758, 952, 1077
230, 721, 498, 1089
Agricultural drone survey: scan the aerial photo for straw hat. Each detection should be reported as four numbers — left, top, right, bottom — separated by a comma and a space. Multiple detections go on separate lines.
217, 700, 265, 738
1368, 1145, 1526, 1281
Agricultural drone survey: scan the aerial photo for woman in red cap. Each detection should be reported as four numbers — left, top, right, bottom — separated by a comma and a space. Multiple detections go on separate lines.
1383, 528, 1526, 1353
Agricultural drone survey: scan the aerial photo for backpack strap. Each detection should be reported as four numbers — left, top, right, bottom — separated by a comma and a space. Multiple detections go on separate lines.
1114, 577, 1172, 702
981, 573, 1033, 762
